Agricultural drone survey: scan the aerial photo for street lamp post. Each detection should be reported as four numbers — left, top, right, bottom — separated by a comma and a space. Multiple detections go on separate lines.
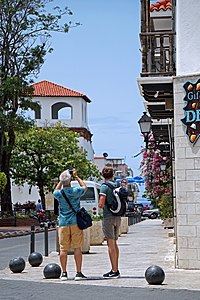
138, 112, 152, 149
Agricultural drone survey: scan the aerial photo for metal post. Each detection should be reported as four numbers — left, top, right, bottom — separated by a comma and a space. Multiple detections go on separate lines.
144, 134, 148, 149
44, 223, 48, 256
30, 225, 35, 254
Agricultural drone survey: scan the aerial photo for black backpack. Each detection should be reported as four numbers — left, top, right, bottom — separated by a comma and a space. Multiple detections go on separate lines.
102, 182, 128, 216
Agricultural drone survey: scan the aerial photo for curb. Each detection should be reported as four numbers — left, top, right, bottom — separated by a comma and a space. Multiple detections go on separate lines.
0, 227, 56, 239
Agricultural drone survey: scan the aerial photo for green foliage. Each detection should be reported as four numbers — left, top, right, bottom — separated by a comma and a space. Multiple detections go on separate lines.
15, 213, 29, 219
0, 0, 80, 212
87, 210, 103, 221
11, 123, 100, 205
0, 172, 7, 191
92, 215, 103, 221
158, 193, 173, 219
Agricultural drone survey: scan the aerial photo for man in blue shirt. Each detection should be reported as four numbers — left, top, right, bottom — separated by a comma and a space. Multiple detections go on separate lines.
53, 168, 88, 281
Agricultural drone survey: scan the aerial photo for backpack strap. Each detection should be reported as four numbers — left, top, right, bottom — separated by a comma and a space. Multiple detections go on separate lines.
102, 182, 116, 209
61, 189, 77, 214
102, 182, 115, 190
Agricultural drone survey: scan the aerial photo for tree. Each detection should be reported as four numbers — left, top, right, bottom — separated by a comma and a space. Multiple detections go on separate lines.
0, 0, 79, 213
11, 123, 100, 209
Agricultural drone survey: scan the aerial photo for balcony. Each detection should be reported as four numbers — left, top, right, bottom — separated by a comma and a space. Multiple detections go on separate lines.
140, 31, 176, 77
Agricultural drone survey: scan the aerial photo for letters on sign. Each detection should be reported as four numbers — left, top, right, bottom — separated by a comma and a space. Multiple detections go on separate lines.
181, 79, 200, 145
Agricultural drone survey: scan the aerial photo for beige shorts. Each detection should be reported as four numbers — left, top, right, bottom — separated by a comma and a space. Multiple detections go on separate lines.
102, 216, 121, 240
59, 224, 83, 251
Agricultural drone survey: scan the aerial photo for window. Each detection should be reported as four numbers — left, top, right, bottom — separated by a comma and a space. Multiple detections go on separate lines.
80, 187, 95, 203
19, 107, 41, 120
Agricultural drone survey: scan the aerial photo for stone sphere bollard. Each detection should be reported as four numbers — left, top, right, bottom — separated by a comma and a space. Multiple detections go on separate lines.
28, 252, 43, 267
9, 257, 26, 273
145, 265, 165, 285
43, 263, 61, 279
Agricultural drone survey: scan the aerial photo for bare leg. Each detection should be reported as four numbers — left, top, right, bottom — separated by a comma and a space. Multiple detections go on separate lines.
107, 239, 119, 272
74, 248, 82, 273
60, 250, 68, 273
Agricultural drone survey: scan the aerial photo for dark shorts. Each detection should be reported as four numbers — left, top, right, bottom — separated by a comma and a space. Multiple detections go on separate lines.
102, 216, 121, 240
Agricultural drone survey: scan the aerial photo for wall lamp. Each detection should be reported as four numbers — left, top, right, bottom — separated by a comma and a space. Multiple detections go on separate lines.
138, 112, 152, 149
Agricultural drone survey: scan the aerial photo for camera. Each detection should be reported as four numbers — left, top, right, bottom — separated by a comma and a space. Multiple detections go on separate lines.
69, 170, 73, 175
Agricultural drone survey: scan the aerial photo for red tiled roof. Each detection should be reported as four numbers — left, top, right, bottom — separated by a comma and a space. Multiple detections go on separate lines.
31, 80, 91, 102
150, 0, 172, 12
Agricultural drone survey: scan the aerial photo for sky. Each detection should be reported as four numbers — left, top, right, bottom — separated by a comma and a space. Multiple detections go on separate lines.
37, 0, 145, 175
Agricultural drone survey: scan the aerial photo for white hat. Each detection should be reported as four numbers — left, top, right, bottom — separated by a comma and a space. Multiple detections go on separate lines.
59, 170, 71, 184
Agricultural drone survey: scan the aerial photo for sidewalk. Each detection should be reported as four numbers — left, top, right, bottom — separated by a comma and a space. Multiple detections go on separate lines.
0, 219, 200, 290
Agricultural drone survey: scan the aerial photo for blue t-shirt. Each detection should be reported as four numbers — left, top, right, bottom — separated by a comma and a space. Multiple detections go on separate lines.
53, 187, 86, 226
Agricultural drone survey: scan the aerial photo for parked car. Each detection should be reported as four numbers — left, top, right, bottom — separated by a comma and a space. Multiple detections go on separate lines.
71, 181, 102, 215
135, 199, 153, 209
142, 208, 160, 219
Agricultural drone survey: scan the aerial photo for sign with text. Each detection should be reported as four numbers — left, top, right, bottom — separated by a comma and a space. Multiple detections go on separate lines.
181, 79, 200, 145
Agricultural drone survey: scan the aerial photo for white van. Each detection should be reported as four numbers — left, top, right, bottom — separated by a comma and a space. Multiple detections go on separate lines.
71, 181, 102, 215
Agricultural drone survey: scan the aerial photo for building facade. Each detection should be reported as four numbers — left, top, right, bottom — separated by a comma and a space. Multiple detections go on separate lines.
174, 0, 200, 269
138, 0, 200, 269
30, 80, 94, 161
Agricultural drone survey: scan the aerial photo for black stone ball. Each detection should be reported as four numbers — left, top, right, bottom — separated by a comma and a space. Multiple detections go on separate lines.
28, 252, 43, 267
145, 265, 165, 285
43, 263, 61, 279
9, 257, 26, 273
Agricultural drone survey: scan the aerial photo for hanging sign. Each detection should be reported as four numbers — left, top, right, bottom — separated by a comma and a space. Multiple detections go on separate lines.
181, 79, 200, 145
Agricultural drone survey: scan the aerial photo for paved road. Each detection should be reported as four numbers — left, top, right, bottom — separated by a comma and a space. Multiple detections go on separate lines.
0, 231, 56, 270
0, 279, 200, 300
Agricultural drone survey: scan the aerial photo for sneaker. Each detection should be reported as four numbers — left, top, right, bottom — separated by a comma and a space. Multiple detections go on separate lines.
61, 272, 68, 281
103, 270, 120, 279
74, 272, 87, 281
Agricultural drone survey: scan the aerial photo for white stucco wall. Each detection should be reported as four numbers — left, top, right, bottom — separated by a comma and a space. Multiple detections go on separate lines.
176, 0, 200, 76
33, 96, 89, 129
11, 182, 40, 205
78, 136, 94, 162
174, 74, 200, 269
32, 95, 94, 161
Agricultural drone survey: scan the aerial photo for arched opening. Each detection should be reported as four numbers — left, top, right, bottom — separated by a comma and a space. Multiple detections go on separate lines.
20, 107, 41, 120
52, 102, 72, 120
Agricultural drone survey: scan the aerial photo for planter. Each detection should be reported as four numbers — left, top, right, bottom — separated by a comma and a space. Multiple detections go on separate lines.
90, 220, 104, 245
56, 226, 90, 254
120, 217, 128, 234
163, 217, 174, 229
80, 227, 90, 253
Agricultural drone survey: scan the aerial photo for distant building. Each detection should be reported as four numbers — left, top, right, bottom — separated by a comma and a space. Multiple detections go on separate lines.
94, 156, 133, 179
12, 80, 94, 204
28, 80, 94, 161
